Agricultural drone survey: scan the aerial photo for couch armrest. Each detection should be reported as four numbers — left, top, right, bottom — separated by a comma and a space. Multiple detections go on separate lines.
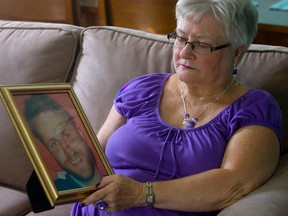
218, 153, 288, 216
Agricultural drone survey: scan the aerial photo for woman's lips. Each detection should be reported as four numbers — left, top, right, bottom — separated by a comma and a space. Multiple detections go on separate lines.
180, 64, 194, 70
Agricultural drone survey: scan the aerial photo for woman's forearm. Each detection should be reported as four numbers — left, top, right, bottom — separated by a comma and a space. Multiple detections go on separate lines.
152, 168, 259, 212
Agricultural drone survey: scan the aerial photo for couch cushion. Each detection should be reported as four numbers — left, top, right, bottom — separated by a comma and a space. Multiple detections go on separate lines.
0, 20, 83, 191
238, 45, 288, 155
72, 26, 175, 133
0, 20, 83, 84
0, 185, 31, 216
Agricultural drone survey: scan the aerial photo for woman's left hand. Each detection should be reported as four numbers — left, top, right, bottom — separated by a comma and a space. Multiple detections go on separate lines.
81, 174, 146, 213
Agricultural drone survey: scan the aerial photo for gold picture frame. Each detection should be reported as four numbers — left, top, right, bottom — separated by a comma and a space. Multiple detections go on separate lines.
0, 83, 113, 208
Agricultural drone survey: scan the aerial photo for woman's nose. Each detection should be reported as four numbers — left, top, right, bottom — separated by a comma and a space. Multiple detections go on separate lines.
179, 44, 196, 58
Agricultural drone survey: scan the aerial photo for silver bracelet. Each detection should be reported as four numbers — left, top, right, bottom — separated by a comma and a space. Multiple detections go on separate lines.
145, 182, 155, 207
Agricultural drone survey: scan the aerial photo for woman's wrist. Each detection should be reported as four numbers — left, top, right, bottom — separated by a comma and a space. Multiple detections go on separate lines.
135, 182, 147, 207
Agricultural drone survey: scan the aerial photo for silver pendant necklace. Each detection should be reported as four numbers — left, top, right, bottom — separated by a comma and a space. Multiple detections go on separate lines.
180, 78, 236, 129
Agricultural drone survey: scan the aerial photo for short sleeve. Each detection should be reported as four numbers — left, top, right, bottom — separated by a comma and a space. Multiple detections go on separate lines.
114, 73, 170, 119
229, 90, 282, 142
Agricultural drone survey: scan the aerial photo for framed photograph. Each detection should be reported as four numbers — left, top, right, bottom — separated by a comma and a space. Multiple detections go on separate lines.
0, 84, 113, 207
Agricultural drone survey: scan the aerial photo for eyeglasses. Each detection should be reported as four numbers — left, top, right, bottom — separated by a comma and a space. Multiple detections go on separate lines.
167, 32, 230, 54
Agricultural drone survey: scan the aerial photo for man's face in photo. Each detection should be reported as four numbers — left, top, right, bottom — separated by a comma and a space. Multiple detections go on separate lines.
32, 110, 96, 181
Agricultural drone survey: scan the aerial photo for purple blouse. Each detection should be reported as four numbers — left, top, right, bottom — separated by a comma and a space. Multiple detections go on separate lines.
71, 73, 282, 216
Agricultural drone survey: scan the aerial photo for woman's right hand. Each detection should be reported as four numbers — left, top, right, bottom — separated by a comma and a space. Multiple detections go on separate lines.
81, 174, 146, 213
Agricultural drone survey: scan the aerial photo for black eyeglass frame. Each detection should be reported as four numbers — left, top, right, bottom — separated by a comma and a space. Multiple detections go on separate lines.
167, 32, 231, 53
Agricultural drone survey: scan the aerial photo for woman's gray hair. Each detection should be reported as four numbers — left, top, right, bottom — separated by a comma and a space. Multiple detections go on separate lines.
175, 0, 258, 49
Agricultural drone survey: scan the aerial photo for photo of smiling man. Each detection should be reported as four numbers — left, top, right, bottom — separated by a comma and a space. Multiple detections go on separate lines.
23, 94, 101, 191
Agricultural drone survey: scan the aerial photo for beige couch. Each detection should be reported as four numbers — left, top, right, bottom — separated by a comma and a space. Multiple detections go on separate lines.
0, 20, 287, 216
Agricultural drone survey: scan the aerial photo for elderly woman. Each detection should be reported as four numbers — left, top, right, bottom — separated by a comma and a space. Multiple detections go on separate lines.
71, 0, 282, 215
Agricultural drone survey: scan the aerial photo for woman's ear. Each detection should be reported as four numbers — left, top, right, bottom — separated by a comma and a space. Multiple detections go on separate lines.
233, 45, 246, 65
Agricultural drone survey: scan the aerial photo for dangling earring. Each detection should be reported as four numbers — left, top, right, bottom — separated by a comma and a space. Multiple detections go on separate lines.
233, 64, 238, 75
